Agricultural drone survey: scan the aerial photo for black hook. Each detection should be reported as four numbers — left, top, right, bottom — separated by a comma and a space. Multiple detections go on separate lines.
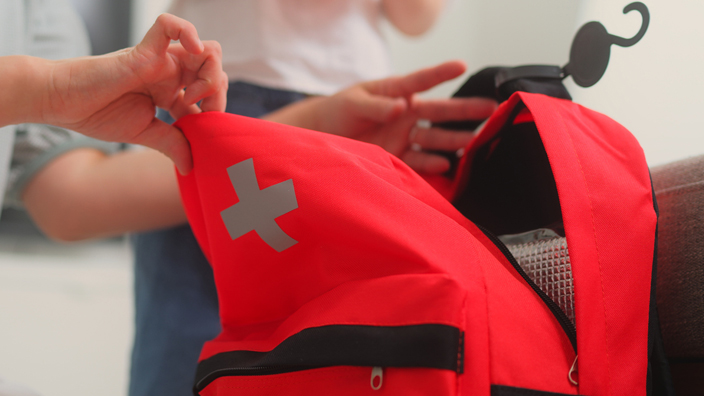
611, 2, 650, 48
563, 2, 650, 87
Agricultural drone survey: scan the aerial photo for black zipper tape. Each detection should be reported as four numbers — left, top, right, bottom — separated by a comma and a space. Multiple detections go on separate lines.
491, 384, 586, 396
194, 324, 463, 394
476, 223, 578, 353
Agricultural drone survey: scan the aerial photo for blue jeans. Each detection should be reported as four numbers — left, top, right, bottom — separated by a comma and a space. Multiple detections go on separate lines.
129, 82, 307, 396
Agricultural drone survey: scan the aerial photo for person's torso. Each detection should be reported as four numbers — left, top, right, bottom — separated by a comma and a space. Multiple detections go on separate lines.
168, 0, 392, 95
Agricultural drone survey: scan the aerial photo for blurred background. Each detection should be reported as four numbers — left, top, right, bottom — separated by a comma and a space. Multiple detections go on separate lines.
0, 0, 701, 395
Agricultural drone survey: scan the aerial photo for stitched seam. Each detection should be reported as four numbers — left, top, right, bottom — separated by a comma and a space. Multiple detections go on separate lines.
457, 290, 468, 392
481, 244, 492, 392
557, 109, 611, 394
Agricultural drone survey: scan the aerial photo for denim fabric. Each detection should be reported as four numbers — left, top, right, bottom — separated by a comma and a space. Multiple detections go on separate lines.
129, 81, 307, 396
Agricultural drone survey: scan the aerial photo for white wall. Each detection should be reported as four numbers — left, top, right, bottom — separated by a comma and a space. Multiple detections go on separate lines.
0, 240, 132, 396
385, 0, 580, 98
130, 0, 171, 45
567, 0, 704, 166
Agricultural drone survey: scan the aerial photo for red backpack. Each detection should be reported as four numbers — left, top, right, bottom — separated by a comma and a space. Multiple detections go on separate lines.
176, 86, 669, 395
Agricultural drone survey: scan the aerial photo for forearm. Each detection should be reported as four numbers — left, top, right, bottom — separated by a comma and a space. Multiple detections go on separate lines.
382, 0, 446, 36
38, 50, 139, 129
22, 148, 185, 242
0, 54, 135, 128
0, 56, 51, 127
262, 95, 327, 131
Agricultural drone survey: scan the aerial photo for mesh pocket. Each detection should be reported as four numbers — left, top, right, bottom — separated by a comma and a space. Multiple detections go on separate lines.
500, 230, 575, 326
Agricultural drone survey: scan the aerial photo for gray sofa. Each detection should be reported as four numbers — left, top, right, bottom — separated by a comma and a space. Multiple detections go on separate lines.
652, 155, 704, 395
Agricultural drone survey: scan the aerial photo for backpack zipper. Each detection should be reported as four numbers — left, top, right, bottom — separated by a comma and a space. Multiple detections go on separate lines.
194, 324, 463, 393
371, 366, 383, 390
475, 223, 578, 353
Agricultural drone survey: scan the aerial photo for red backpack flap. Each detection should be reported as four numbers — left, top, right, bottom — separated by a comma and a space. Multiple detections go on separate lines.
175, 113, 488, 394
178, 105, 648, 395
454, 92, 657, 395
175, 112, 583, 396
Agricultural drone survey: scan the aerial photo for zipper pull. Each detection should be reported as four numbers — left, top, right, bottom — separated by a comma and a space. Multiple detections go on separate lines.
371, 366, 383, 390
568, 355, 579, 386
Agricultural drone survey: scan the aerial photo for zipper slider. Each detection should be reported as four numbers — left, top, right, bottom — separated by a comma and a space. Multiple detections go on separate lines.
568, 355, 578, 386
371, 366, 383, 390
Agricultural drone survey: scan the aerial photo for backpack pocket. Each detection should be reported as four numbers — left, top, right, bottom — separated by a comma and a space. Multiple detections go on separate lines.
455, 108, 581, 393
195, 274, 467, 395
455, 111, 577, 354
197, 356, 460, 396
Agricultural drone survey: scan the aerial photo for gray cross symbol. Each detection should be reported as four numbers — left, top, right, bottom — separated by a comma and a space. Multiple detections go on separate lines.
220, 158, 298, 252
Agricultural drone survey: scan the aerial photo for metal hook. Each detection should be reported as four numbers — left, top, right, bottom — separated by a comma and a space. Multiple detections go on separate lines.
568, 355, 579, 386
610, 2, 650, 48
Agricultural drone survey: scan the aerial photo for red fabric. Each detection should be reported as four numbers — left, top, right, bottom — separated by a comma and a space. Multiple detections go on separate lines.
176, 114, 480, 344
176, 91, 655, 396
521, 94, 655, 396
451, 92, 655, 395
201, 367, 457, 396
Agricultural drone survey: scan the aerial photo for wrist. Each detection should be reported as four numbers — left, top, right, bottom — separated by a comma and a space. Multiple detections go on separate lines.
306, 95, 328, 132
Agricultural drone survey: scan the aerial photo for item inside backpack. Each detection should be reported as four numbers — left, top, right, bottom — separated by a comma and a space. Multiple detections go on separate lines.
453, 114, 576, 328
454, 119, 563, 238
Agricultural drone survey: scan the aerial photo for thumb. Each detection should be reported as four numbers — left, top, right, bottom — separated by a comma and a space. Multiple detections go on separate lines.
134, 118, 193, 175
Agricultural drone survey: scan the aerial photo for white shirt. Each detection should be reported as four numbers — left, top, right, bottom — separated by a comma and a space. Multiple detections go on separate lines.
168, 0, 393, 95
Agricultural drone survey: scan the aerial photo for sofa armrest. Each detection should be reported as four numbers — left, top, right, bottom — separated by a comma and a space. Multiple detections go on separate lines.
651, 154, 704, 395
